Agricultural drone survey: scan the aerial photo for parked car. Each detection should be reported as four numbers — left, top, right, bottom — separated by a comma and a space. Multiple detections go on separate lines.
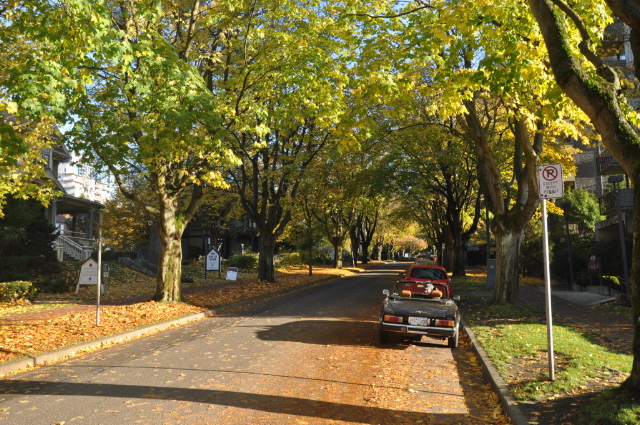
399, 263, 453, 298
379, 280, 460, 348
414, 253, 434, 263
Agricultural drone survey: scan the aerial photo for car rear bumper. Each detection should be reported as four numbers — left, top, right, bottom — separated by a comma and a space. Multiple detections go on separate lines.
380, 322, 456, 338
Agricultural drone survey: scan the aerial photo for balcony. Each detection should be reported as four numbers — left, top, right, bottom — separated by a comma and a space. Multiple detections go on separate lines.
596, 150, 625, 175
599, 188, 634, 215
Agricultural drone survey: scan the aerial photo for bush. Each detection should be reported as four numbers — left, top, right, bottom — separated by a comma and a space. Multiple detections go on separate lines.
0, 281, 39, 303
228, 253, 258, 269
277, 252, 303, 267
34, 275, 74, 294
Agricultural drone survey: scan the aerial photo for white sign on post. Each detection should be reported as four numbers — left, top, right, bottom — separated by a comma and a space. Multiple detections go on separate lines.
538, 163, 564, 199
538, 163, 564, 382
206, 248, 221, 271
76, 258, 104, 294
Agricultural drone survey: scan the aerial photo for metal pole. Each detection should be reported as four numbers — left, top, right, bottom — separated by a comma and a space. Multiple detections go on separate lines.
486, 204, 490, 263
96, 209, 103, 326
561, 202, 574, 288
616, 189, 631, 297
541, 200, 555, 381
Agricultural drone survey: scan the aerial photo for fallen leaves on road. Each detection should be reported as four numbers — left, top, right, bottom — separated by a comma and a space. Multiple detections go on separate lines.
0, 265, 364, 366
184, 267, 355, 309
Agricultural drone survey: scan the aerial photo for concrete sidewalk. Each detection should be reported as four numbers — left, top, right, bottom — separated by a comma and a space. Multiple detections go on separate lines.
544, 289, 617, 306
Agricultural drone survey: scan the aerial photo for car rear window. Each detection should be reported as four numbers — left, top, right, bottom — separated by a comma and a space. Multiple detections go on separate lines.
409, 268, 446, 280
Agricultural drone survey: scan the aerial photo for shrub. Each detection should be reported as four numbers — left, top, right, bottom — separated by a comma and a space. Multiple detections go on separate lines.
34, 275, 74, 294
228, 253, 258, 269
0, 281, 39, 303
277, 252, 303, 267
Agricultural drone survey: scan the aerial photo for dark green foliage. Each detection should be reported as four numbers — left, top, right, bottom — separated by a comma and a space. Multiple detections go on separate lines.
0, 197, 61, 284
550, 189, 610, 283
228, 253, 258, 269
34, 275, 74, 293
0, 281, 39, 303
187, 245, 201, 260
520, 220, 544, 278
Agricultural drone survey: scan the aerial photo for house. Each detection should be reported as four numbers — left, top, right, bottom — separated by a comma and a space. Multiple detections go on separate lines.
39, 145, 105, 261
1, 112, 105, 262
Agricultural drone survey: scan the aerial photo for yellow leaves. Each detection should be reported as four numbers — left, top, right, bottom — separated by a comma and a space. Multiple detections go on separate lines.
0, 302, 205, 363
4, 101, 19, 114
254, 122, 271, 137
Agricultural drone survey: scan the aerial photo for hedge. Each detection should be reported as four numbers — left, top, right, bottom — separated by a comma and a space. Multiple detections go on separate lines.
0, 280, 39, 304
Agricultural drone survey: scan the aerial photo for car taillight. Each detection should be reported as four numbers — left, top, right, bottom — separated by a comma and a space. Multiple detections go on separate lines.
383, 315, 403, 323
435, 319, 455, 327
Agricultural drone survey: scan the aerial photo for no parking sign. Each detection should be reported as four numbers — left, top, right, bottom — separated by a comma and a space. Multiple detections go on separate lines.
538, 163, 564, 199
538, 163, 564, 382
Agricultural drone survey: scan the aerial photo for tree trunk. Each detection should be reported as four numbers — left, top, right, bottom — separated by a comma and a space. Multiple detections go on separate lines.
626, 180, 640, 390
361, 239, 371, 264
307, 243, 313, 276
332, 244, 343, 269
154, 204, 184, 302
491, 219, 522, 305
258, 233, 276, 282
452, 230, 468, 277
349, 224, 359, 267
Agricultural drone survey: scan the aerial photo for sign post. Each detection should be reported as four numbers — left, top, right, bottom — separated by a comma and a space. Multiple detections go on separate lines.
96, 209, 104, 326
205, 247, 222, 279
538, 163, 564, 381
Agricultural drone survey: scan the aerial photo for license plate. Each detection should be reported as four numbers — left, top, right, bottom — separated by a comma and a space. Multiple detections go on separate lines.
408, 317, 430, 326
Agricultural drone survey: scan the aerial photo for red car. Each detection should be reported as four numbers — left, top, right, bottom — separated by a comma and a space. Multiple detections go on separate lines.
399, 264, 453, 299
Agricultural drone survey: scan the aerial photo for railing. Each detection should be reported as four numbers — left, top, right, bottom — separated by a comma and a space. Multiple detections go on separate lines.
599, 188, 634, 215
137, 246, 159, 275
122, 244, 159, 276
55, 235, 95, 261
596, 150, 623, 174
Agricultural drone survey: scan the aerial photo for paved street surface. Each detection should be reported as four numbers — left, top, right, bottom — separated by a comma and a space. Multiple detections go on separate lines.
0, 263, 504, 424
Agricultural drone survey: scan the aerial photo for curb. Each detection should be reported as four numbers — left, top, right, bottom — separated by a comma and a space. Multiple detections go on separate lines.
462, 318, 528, 425
0, 275, 339, 378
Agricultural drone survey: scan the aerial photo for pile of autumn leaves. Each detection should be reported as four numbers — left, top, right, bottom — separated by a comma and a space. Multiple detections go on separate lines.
0, 265, 361, 365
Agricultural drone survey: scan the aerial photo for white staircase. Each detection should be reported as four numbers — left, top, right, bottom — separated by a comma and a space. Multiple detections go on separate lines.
54, 235, 95, 261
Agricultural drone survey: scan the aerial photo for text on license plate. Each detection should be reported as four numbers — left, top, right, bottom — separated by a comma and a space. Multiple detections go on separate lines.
408, 317, 430, 326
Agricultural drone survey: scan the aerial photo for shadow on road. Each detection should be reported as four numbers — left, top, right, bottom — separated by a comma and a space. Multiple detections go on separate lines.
253, 319, 406, 350
0, 379, 475, 424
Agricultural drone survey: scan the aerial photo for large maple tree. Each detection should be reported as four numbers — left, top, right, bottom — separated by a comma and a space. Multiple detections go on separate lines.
527, 0, 640, 393
6, 1, 237, 302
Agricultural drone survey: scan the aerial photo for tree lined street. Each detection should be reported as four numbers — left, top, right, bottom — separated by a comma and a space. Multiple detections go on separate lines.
3, 1, 640, 420
0, 263, 506, 424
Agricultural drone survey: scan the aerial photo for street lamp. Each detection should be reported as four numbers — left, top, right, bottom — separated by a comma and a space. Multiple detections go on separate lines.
560, 201, 574, 288
608, 175, 631, 298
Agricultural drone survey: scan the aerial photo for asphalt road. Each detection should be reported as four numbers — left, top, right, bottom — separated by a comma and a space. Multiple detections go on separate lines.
0, 263, 502, 424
